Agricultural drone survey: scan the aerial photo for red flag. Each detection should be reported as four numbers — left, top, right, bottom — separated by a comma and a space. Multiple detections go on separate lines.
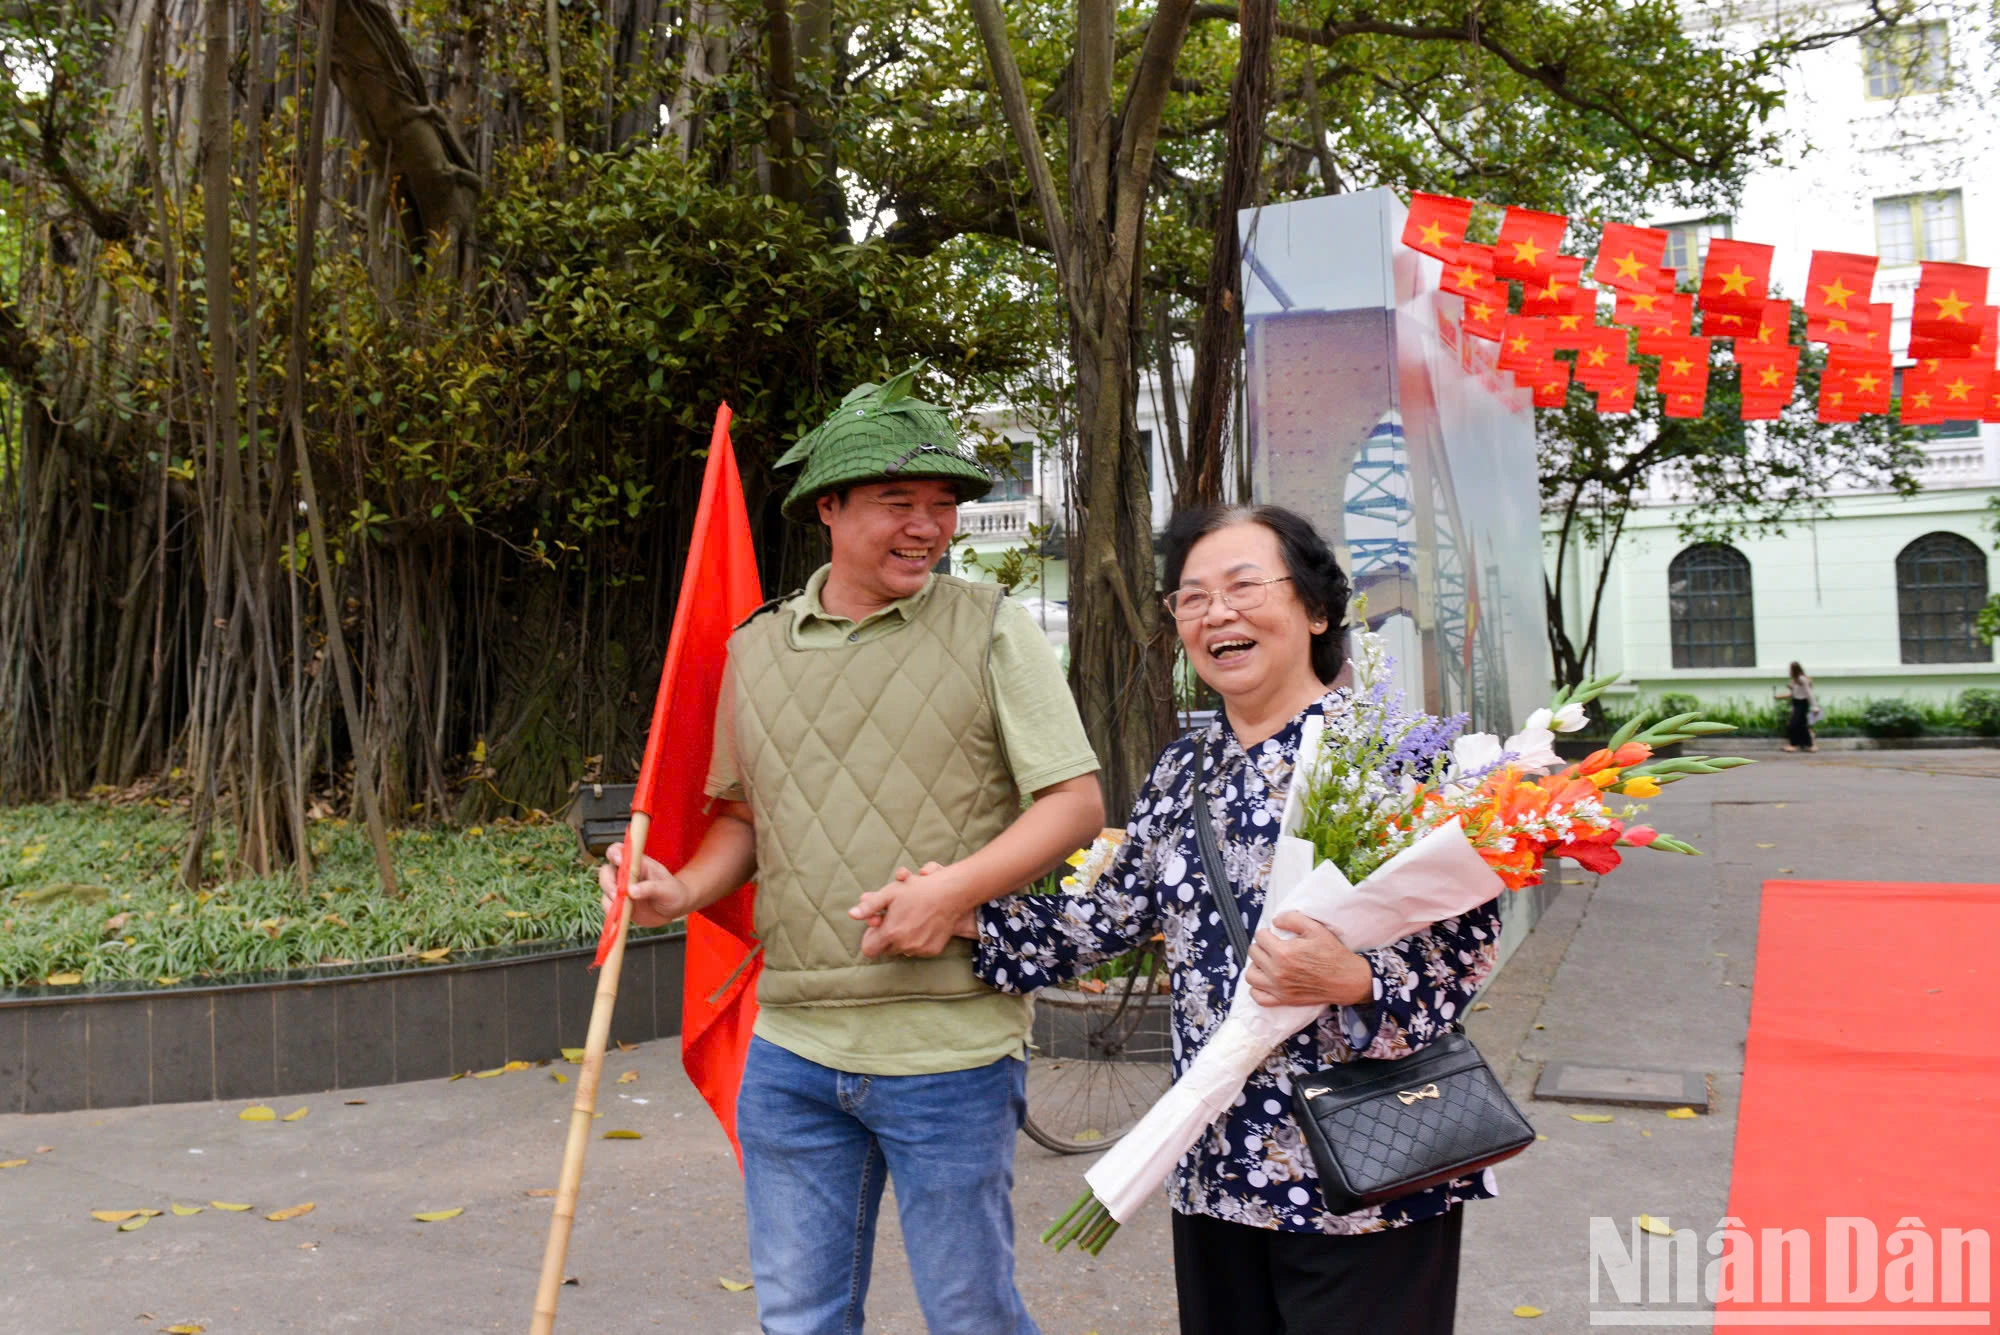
1531, 361, 1572, 408
1594, 368, 1639, 415
1440, 242, 1496, 297
1662, 385, 1707, 419
1913, 305, 1998, 361
1809, 299, 1886, 350
1497, 316, 1550, 372
1985, 378, 2000, 424
1593, 223, 1669, 293
1739, 299, 1791, 350
1520, 255, 1587, 314
1403, 192, 1474, 260
1574, 327, 1631, 388
1907, 359, 1991, 420
1816, 382, 1862, 423
1652, 335, 1710, 410
1700, 307, 1755, 339
1697, 238, 1774, 317
1804, 251, 1875, 322
1824, 349, 1893, 416
1737, 344, 1799, 418
1545, 295, 1598, 350
1493, 207, 1569, 282
595, 404, 765, 1162
1911, 261, 1992, 350
1461, 284, 1508, 340
1614, 288, 1672, 329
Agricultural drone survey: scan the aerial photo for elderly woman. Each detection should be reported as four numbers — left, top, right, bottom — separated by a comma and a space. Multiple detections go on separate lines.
973, 505, 1502, 1335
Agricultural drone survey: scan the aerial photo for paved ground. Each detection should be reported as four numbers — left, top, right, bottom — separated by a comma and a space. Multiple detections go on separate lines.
2, 749, 1995, 1334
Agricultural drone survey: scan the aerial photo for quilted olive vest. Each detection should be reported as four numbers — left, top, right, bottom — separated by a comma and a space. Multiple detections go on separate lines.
729, 575, 1020, 1007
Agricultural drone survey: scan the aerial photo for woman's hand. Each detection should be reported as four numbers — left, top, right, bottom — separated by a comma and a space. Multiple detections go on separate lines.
849, 862, 974, 958
1245, 910, 1374, 1007
598, 841, 696, 930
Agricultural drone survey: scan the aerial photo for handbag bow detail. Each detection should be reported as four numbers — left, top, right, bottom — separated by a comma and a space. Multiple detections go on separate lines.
1396, 1083, 1442, 1106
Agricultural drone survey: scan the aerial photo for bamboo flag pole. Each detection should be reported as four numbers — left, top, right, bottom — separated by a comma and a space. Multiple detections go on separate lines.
529, 810, 648, 1333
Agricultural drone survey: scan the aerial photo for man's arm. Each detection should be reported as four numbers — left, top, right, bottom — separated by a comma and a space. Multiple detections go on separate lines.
849, 773, 1104, 957
597, 799, 757, 929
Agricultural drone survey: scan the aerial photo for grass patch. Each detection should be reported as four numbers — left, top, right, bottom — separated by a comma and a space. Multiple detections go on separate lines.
1586, 693, 1992, 739
0, 801, 625, 990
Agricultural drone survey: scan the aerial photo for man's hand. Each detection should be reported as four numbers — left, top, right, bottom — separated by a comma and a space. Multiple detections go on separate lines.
599, 841, 698, 930
1245, 910, 1374, 1007
849, 862, 974, 958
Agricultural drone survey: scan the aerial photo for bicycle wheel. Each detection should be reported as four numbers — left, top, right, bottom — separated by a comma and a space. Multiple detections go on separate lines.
1022, 945, 1175, 1154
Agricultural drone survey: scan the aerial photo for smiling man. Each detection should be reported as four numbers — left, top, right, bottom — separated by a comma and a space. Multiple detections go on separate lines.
601, 369, 1102, 1335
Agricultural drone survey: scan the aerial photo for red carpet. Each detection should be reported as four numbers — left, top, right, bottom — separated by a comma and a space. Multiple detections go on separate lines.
1717, 880, 2000, 1328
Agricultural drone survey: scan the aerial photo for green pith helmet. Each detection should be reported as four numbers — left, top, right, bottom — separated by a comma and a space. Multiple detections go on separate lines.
776, 366, 994, 522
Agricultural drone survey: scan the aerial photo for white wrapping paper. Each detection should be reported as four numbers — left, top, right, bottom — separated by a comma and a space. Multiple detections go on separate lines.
1082, 716, 1508, 1223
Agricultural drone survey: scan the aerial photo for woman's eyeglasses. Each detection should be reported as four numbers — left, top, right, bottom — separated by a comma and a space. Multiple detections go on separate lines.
1163, 576, 1292, 621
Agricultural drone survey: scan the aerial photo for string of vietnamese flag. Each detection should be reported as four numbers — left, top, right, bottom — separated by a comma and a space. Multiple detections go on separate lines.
1403, 191, 2000, 426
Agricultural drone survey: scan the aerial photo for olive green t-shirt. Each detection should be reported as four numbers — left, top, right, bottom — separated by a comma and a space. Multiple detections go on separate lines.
706, 567, 1099, 1075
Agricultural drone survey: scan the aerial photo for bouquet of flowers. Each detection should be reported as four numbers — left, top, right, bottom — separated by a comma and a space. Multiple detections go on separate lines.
1044, 627, 1749, 1255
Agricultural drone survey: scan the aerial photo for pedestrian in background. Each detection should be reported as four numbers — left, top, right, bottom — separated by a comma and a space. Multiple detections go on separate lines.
1777, 662, 1817, 752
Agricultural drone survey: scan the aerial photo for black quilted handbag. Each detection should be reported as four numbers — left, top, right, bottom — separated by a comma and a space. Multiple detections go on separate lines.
1288, 1031, 1535, 1214
1188, 737, 1535, 1216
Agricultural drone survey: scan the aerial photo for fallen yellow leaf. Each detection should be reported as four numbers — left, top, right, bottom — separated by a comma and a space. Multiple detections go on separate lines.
1756, 842, 1775, 849
165, 1325, 206, 1333
1470, 1002, 1491, 1011
718, 1277, 753, 1292
617, 1070, 638, 1084
282, 1107, 309, 1122
561, 1047, 585, 1063
412, 1208, 464, 1222
526, 1188, 557, 1197
344, 1099, 368, 1105
1570, 1114, 1615, 1123
417, 947, 451, 962
45, 972, 83, 986
239, 1104, 277, 1122
266, 1202, 316, 1222
155, 976, 181, 986
551, 1072, 569, 1084
209, 1202, 253, 1211
1665, 1107, 1697, 1120
91, 1209, 145, 1223
504, 910, 532, 919
0, 1159, 27, 1169
472, 1066, 509, 1078
616, 1041, 637, 1052
170, 1204, 204, 1216
119, 1216, 149, 1231
602, 1129, 642, 1140
1513, 1305, 1545, 1318
1638, 1214, 1673, 1236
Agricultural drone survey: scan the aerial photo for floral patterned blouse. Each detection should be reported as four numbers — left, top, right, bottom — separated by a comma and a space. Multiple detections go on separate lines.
973, 691, 1505, 1235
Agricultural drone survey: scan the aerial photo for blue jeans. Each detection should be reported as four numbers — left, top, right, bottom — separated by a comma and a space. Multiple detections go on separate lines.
736, 1036, 1042, 1335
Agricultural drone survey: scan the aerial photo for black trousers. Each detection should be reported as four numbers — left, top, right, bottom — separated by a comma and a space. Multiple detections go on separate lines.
1173, 1206, 1464, 1335
1787, 697, 1812, 748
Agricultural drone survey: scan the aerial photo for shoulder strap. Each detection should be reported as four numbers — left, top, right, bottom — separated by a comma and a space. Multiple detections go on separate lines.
1191, 734, 1254, 966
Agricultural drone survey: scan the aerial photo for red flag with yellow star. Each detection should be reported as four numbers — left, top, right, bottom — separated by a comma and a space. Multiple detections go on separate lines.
1804, 251, 1875, 323
1575, 326, 1632, 388
1496, 316, 1550, 372
1824, 350, 1893, 416
1460, 282, 1509, 340
1520, 255, 1587, 315
1613, 288, 1672, 330
1403, 193, 1475, 260
1493, 207, 1568, 282
1531, 360, 1572, 408
1440, 242, 1496, 297
1653, 334, 1710, 394
1593, 366, 1640, 414
1817, 380, 1863, 422
1545, 295, 1598, 350
1593, 223, 1669, 294
1913, 305, 1997, 361
1906, 359, 1991, 422
1697, 238, 1774, 317
1737, 344, 1799, 419
1912, 262, 1992, 350
1741, 299, 1791, 350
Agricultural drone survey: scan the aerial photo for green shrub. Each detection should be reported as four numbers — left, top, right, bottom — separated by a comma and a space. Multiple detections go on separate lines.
1861, 698, 1926, 738
1959, 688, 2000, 737
1656, 691, 1702, 718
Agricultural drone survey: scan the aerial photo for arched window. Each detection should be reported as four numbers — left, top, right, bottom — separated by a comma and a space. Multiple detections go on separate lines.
1669, 544, 1756, 668
1897, 532, 1992, 664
